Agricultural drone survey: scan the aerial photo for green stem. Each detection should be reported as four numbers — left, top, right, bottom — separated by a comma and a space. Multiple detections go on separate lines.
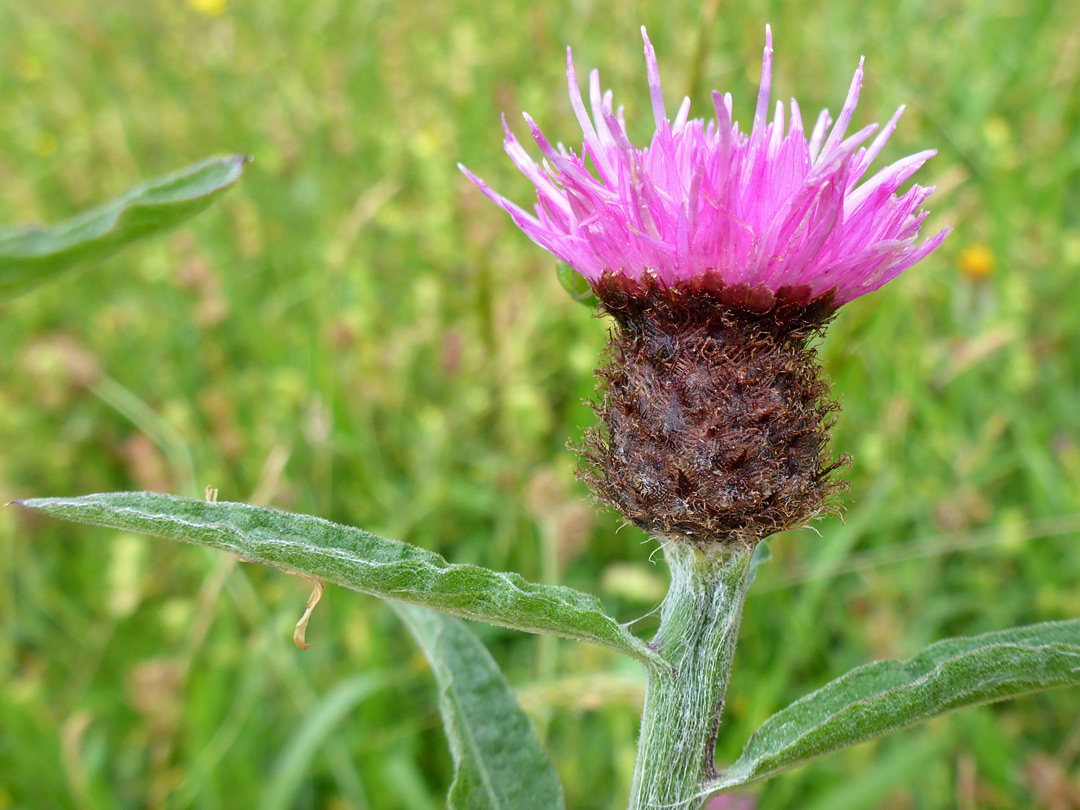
628, 543, 753, 810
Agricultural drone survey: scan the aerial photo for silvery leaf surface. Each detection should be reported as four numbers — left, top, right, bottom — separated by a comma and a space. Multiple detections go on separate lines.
707, 619, 1080, 794
16, 492, 662, 668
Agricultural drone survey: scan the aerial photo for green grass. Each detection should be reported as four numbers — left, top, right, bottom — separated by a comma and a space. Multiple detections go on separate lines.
2, 0, 1079, 808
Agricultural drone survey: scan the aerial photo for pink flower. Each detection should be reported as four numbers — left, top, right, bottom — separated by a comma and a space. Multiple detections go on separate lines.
461, 26, 949, 307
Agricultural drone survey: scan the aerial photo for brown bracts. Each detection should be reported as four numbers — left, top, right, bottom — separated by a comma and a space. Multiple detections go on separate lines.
578, 271, 849, 547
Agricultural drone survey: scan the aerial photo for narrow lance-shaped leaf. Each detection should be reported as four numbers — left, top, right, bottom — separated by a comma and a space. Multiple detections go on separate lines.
0, 155, 247, 300
392, 604, 565, 810
705, 619, 1080, 795
15, 493, 663, 669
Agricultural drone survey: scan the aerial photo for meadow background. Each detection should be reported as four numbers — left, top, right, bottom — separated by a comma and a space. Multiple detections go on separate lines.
2, 0, 1079, 808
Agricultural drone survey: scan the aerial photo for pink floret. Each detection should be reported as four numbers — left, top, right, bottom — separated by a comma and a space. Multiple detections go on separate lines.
460, 26, 949, 307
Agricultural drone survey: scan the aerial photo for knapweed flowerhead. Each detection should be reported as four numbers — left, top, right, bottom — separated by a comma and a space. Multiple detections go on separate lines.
463, 29, 948, 546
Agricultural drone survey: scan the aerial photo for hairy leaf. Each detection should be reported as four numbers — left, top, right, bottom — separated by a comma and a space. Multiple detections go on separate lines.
393, 604, 565, 810
0, 155, 246, 299
707, 619, 1080, 794
15, 492, 662, 668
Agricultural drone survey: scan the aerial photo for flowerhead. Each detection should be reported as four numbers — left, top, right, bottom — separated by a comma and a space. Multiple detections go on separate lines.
463, 30, 949, 545
461, 26, 948, 310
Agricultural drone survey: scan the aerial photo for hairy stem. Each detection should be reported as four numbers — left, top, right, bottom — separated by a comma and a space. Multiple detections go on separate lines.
628, 543, 753, 810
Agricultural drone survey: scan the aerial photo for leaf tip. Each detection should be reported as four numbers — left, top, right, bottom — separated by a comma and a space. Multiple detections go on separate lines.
7, 497, 60, 515
218, 154, 251, 184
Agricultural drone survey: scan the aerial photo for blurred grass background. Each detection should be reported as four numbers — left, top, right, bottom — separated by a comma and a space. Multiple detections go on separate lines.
1, 0, 1079, 808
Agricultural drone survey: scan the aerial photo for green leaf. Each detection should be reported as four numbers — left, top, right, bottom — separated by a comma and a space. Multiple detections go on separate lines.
392, 604, 565, 810
0, 155, 247, 300
555, 262, 597, 306
15, 492, 662, 669
707, 619, 1080, 794
746, 540, 771, 588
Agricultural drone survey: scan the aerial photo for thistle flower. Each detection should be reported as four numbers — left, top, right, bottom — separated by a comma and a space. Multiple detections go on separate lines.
462, 28, 948, 546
